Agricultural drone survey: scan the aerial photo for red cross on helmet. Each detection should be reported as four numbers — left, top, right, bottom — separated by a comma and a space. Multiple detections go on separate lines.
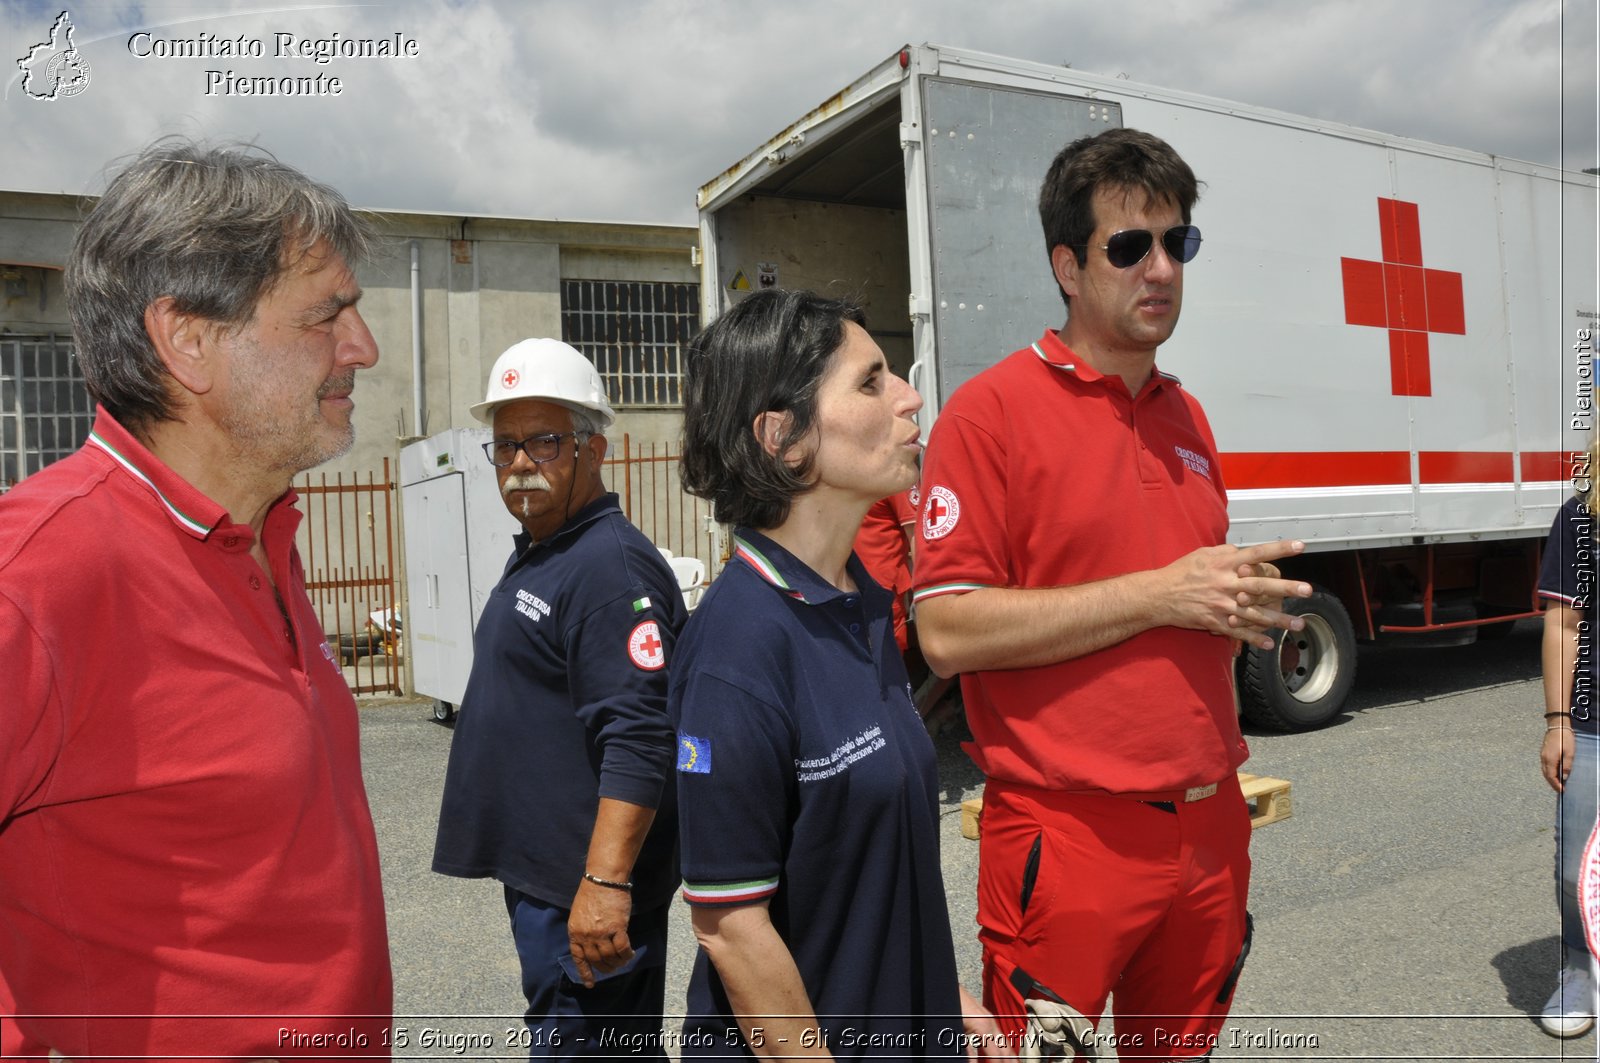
470, 338, 616, 429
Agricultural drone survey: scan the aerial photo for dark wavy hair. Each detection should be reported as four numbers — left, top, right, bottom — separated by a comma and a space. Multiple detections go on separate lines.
680, 288, 865, 529
66, 136, 372, 433
1039, 127, 1201, 306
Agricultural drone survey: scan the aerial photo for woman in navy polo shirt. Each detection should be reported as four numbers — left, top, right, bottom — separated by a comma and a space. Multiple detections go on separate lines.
672, 289, 998, 1059
1536, 435, 1600, 1038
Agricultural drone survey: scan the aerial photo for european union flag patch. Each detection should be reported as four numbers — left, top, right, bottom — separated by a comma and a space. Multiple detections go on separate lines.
677, 733, 712, 774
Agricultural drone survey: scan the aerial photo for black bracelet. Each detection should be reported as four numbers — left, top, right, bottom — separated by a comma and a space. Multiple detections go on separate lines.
1546, 712, 1573, 720
583, 872, 633, 892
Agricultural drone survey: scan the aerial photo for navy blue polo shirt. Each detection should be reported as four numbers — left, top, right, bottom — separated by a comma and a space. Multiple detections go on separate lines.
1540, 495, 1599, 735
671, 529, 963, 1059
433, 493, 684, 910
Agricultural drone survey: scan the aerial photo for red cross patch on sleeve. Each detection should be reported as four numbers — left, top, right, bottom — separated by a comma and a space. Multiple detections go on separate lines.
923, 485, 961, 540
628, 620, 666, 671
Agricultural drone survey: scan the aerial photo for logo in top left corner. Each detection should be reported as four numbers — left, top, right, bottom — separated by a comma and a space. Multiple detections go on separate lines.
17, 11, 92, 101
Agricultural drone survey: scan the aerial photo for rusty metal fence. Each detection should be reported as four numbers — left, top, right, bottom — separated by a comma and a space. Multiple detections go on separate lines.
294, 458, 403, 696
605, 434, 725, 579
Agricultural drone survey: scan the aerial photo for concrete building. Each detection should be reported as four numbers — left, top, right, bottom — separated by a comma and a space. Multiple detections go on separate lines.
0, 189, 700, 487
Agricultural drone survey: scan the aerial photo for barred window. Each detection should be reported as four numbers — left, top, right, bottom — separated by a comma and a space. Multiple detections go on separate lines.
561, 280, 699, 408
1, 335, 95, 489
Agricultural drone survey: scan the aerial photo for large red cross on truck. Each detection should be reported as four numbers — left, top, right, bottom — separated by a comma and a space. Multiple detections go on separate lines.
1339, 197, 1466, 397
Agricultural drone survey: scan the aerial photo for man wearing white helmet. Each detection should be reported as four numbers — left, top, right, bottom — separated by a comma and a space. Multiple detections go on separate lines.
433, 339, 685, 1056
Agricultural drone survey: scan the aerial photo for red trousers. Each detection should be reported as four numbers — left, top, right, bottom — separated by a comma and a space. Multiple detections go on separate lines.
976, 775, 1252, 1061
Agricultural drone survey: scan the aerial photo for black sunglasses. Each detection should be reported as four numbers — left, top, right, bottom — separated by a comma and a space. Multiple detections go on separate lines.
1078, 225, 1203, 269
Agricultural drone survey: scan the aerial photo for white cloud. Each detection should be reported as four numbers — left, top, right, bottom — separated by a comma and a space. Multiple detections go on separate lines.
0, 0, 1593, 226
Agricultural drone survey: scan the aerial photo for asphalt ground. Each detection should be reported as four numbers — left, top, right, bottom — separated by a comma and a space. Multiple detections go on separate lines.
363, 619, 1595, 1061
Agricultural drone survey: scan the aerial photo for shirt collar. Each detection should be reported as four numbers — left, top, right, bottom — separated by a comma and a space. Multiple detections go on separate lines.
86, 408, 232, 540
511, 491, 622, 554
732, 527, 881, 608
1031, 329, 1182, 393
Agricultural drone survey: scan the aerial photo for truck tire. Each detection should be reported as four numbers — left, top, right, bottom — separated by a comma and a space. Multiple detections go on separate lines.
1239, 587, 1357, 732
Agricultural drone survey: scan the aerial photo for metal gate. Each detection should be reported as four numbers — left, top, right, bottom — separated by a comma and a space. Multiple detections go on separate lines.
1, 335, 94, 489
606, 434, 724, 579
294, 459, 403, 696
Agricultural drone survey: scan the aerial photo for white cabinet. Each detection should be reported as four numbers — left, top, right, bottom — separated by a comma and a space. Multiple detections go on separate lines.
399, 429, 515, 714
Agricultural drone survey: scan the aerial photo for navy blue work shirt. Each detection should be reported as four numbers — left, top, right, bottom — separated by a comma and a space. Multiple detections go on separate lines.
1540, 494, 1599, 735
433, 493, 685, 910
671, 528, 963, 1059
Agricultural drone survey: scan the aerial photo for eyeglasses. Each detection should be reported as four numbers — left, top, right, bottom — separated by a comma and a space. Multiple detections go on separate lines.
482, 432, 585, 467
1078, 225, 1203, 269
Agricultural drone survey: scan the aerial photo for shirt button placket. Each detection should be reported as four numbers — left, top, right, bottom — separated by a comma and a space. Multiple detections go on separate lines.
840, 597, 867, 642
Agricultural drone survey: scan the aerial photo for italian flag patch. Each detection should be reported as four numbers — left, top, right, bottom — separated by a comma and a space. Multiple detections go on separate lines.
631, 596, 651, 612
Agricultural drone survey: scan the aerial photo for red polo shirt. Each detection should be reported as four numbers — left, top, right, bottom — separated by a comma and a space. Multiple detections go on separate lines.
0, 410, 392, 1060
913, 330, 1245, 793
854, 489, 916, 598
853, 490, 917, 650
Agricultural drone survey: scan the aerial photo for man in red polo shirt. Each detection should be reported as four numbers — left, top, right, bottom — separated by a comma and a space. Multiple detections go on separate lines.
914, 128, 1310, 1061
0, 139, 392, 1059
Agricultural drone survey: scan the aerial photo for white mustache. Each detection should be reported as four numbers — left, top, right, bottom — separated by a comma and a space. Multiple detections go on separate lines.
501, 473, 552, 496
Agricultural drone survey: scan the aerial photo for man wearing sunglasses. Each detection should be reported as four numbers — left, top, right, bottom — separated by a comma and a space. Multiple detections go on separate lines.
915, 128, 1312, 1060
433, 339, 684, 1057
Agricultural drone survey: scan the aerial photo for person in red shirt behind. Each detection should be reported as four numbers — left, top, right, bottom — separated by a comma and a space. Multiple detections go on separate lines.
914, 128, 1310, 1060
0, 138, 392, 1060
853, 487, 918, 646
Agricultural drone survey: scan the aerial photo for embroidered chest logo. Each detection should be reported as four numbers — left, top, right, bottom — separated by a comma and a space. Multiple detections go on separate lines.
515, 588, 552, 623
1174, 446, 1212, 481
628, 620, 666, 671
795, 724, 886, 783
923, 485, 960, 540
908, 485, 921, 510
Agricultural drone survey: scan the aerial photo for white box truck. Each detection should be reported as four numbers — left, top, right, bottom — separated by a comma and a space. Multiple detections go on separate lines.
697, 43, 1599, 730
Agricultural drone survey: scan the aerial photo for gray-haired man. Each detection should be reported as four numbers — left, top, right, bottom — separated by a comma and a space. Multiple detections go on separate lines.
0, 138, 392, 1059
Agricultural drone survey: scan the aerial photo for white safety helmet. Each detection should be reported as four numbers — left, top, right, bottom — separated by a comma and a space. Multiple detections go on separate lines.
469, 338, 616, 430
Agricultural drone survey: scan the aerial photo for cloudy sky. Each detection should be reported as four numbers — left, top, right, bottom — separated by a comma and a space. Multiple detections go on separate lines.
1, 0, 1595, 226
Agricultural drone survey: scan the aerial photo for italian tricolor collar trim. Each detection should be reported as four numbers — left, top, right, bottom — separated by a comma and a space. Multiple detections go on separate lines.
732, 535, 807, 602
1031, 338, 1183, 389
87, 430, 217, 538
1032, 340, 1076, 372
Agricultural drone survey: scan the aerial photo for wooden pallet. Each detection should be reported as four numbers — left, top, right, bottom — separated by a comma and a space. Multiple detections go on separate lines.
958, 772, 1292, 841
1238, 772, 1293, 828
960, 798, 984, 840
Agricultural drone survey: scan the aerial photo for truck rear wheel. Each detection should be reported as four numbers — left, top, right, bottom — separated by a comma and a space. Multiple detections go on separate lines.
1239, 587, 1357, 732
